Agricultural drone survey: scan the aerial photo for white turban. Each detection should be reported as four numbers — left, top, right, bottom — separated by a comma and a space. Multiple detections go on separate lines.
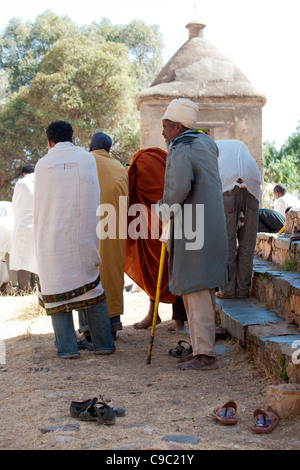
162, 98, 199, 129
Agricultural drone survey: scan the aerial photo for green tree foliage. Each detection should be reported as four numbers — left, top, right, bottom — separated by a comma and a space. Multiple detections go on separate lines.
263, 122, 300, 194
0, 12, 79, 93
86, 18, 164, 90
0, 11, 164, 199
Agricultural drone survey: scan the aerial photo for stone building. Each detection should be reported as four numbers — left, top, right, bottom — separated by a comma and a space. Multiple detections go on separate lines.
135, 21, 266, 170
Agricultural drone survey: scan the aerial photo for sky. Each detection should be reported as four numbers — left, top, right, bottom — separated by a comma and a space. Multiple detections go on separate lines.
1, 0, 299, 149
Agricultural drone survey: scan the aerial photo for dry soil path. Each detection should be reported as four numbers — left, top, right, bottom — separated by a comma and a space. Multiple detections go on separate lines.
0, 290, 299, 451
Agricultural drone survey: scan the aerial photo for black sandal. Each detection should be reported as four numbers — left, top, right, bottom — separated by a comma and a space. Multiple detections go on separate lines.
78, 397, 99, 421
70, 398, 93, 418
168, 340, 193, 358
70, 395, 124, 422
78, 396, 116, 425
94, 395, 116, 425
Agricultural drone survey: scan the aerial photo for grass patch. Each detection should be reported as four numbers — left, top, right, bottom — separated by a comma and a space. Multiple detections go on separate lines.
11, 294, 45, 321
0, 283, 45, 321
275, 258, 298, 272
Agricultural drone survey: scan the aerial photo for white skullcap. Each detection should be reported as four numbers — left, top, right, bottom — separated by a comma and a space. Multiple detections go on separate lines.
162, 98, 199, 129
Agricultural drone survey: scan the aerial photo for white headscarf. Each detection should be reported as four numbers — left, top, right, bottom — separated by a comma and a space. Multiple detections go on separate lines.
162, 98, 199, 129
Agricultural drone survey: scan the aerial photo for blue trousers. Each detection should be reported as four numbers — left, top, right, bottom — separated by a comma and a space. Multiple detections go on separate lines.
51, 299, 115, 358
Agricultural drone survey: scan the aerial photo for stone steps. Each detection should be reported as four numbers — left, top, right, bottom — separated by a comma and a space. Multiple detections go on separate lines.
255, 208, 300, 271
255, 233, 300, 271
215, 256, 300, 384
251, 256, 300, 327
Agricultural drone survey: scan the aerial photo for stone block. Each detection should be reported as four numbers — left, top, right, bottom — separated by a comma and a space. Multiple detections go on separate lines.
243, 324, 300, 383
255, 233, 274, 260
285, 210, 300, 235
264, 384, 300, 418
274, 237, 291, 251
251, 257, 300, 326
286, 361, 300, 385
291, 242, 300, 271
271, 237, 292, 266
216, 298, 283, 342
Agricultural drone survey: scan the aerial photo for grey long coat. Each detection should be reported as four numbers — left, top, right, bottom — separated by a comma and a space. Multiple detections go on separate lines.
158, 130, 228, 296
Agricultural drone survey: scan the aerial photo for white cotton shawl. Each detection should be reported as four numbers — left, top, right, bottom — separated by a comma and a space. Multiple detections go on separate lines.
216, 140, 262, 201
34, 142, 104, 313
10, 173, 38, 273
0, 202, 13, 284
0, 201, 13, 261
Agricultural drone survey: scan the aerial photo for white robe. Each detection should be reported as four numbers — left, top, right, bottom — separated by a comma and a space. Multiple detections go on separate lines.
9, 174, 38, 273
0, 201, 13, 260
34, 142, 104, 314
216, 140, 262, 201
0, 201, 13, 286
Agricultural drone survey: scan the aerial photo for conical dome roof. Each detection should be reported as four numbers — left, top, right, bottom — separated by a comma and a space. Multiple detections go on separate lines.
136, 22, 266, 106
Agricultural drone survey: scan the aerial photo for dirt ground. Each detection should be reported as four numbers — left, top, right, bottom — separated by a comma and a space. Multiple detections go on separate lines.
0, 288, 299, 451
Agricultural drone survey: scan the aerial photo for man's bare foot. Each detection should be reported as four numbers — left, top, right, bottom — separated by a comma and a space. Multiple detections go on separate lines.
168, 320, 185, 331
133, 315, 161, 329
133, 298, 161, 329
177, 354, 218, 370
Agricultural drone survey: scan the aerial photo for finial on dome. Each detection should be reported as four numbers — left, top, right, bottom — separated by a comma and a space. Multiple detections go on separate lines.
185, 21, 206, 39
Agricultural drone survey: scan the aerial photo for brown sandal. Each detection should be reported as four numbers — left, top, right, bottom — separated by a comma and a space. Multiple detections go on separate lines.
253, 409, 279, 433
212, 401, 237, 425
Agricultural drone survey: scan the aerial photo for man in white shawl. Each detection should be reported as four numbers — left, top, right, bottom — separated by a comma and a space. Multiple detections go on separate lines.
10, 164, 38, 292
34, 121, 115, 358
0, 201, 13, 288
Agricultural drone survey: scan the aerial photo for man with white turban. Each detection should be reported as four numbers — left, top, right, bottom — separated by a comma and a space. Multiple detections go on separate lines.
157, 98, 228, 371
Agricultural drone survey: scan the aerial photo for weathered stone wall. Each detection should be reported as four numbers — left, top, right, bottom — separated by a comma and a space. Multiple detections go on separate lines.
285, 209, 300, 235
255, 210, 300, 271
138, 98, 263, 169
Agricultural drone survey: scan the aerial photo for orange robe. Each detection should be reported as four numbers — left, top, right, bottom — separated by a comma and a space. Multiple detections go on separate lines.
125, 148, 176, 304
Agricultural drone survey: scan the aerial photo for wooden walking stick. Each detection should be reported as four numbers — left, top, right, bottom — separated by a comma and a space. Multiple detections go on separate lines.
147, 241, 166, 364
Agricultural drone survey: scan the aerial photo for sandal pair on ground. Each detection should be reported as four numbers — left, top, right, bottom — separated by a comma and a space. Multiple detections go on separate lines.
168, 327, 228, 359
70, 395, 125, 425
212, 400, 279, 434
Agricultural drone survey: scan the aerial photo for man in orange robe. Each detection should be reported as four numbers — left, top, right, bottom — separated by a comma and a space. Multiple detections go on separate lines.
125, 147, 186, 330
